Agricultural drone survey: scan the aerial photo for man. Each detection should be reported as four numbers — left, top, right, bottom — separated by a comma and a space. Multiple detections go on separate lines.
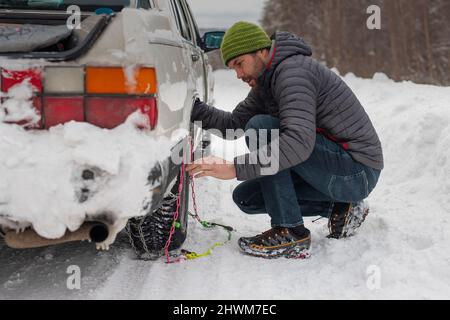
187, 21, 383, 259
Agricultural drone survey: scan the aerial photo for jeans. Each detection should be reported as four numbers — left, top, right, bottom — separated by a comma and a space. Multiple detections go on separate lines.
232, 115, 381, 228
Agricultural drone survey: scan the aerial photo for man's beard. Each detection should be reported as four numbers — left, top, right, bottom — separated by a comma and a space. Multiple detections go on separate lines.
247, 79, 257, 87
243, 56, 266, 87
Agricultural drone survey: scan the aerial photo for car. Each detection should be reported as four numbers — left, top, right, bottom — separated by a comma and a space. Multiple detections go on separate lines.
0, 0, 225, 259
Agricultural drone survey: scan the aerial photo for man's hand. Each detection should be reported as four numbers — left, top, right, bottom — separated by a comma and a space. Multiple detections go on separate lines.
186, 156, 236, 180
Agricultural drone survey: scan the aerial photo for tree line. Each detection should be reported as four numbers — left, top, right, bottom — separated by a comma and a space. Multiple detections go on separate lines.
261, 0, 450, 86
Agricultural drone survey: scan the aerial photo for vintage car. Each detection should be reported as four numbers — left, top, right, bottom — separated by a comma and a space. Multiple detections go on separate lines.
0, 0, 225, 259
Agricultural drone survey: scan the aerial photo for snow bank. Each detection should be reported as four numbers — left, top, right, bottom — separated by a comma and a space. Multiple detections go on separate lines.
342, 72, 450, 211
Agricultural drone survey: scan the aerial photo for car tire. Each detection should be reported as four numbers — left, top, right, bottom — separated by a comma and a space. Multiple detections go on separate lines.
126, 164, 190, 261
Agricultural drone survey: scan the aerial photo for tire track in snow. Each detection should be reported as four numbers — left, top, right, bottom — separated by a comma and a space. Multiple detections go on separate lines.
0, 234, 128, 299
91, 253, 154, 299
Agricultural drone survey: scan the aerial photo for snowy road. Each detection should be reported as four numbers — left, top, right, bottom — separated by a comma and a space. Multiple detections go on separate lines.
1, 70, 450, 300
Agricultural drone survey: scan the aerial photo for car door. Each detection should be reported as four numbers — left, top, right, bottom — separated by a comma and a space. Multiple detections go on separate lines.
183, 0, 214, 104
168, 0, 198, 128
174, 0, 206, 102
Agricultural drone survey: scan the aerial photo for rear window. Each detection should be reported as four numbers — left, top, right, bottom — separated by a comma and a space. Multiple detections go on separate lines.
0, 1, 132, 11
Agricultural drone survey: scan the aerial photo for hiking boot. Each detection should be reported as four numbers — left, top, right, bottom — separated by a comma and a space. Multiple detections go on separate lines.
328, 200, 369, 239
238, 227, 311, 259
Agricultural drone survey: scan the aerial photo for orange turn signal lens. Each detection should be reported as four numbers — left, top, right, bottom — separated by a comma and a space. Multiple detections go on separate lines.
86, 67, 157, 95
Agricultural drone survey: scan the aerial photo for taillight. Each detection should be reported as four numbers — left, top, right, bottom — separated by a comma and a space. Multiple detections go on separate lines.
31, 97, 43, 129
1, 97, 43, 129
1, 66, 158, 130
1, 68, 42, 93
86, 67, 157, 95
1, 68, 43, 128
139, 98, 158, 129
43, 97, 84, 129
44, 67, 84, 94
84, 67, 158, 129
86, 97, 157, 129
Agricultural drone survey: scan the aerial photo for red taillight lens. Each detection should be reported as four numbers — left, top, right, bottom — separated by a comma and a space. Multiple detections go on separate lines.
1, 66, 158, 131
1, 68, 43, 93
1, 97, 42, 129
32, 97, 43, 129
86, 97, 157, 130
43, 97, 84, 129
139, 99, 158, 129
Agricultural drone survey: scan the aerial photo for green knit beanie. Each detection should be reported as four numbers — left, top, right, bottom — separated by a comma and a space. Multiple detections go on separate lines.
220, 21, 272, 66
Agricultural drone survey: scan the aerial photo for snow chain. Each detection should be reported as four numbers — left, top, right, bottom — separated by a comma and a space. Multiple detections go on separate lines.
126, 136, 235, 263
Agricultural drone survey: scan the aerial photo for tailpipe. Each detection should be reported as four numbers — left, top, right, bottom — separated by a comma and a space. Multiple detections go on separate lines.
4, 222, 109, 249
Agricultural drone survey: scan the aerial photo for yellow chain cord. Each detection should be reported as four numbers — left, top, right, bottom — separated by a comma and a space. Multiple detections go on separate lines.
183, 242, 225, 260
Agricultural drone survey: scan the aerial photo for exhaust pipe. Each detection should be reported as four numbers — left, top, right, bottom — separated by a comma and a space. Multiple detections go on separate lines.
4, 222, 109, 249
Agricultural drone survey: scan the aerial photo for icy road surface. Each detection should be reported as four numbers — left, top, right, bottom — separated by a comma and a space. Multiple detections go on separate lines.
1, 70, 450, 300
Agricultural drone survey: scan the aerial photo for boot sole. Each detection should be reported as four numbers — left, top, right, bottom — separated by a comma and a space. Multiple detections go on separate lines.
343, 204, 369, 237
327, 202, 370, 239
238, 238, 311, 260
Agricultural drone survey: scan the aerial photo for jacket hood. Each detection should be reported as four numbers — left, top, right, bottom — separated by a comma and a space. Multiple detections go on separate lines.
271, 31, 312, 64
259, 31, 312, 87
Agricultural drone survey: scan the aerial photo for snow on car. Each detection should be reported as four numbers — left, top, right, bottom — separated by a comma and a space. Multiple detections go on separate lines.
0, 0, 224, 258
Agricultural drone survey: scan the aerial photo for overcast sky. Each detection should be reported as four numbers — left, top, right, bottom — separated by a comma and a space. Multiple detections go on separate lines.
187, 0, 265, 29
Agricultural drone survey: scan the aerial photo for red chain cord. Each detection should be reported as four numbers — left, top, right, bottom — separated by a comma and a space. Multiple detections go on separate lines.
164, 136, 194, 264
164, 136, 228, 264
189, 139, 201, 224
164, 158, 185, 264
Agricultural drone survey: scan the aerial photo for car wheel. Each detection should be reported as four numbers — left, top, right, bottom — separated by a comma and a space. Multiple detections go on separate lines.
126, 165, 190, 261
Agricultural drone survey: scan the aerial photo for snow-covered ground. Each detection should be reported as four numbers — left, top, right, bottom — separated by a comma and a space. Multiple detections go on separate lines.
1, 70, 450, 300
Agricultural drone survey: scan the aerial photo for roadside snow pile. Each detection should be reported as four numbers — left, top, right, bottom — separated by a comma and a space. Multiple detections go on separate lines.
0, 82, 173, 241
342, 72, 450, 211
